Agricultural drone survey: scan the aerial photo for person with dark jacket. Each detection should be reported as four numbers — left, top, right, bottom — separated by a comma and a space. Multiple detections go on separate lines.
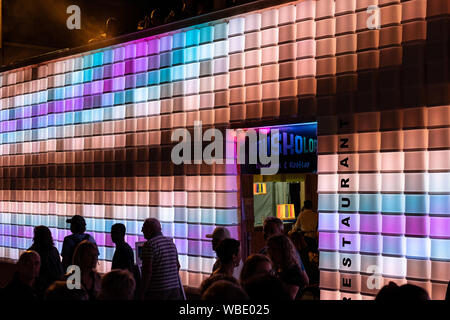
28, 226, 64, 294
61, 215, 97, 270
3, 251, 41, 300
267, 235, 309, 299
111, 223, 134, 272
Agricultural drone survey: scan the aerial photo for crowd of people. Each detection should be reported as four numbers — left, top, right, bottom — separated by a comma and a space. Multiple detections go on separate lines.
0, 200, 448, 301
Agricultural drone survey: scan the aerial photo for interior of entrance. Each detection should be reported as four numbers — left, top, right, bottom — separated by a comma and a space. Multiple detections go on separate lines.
240, 173, 318, 256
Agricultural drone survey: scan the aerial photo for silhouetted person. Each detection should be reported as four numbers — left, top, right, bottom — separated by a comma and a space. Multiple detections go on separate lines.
375, 282, 401, 301
28, 225, 64, 294
290, 200, 318, 252
242, 274, 291, 301
199, 274, 239, 297
240, 254, 273, 285
201, 280, 249, 300
206, 226, 242, 278
3, 250, 41, 300
398, 284, 430, 301
267, 234, 309, 299
99, 269, 136, 300
259, 217, 284, 255
45, 281, 88, 300
61, 215, 97, 271
140, 218, 183, 300
213, 238, 241, 278
69, 240, 102, 300
111, 223, 134, 272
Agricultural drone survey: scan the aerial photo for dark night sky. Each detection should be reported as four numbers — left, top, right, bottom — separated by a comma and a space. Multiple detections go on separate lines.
3, 0, 151, 48
1, 0, 256, 65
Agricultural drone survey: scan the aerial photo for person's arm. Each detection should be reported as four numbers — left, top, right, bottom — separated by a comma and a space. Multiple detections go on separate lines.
61, 238, 70, 271
52, 246, 65, 277
128, 246, 135, 272
300, 269, 309, 286
140, 258, 152, 299
285, 284, 299, 300
140, 244, 152, 299
294, 213, 304, 233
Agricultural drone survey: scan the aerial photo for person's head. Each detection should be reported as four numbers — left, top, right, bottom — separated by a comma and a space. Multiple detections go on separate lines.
201, 280, 249, 300
99, 269, 136, 300
67, 215, 86, 235
206, 227, 231, 251
17, 250, 41, 283
240, 254, 273, 284
303, 200, 313, 210
242, 274, 291, 300
215, 238, 241, 267
142, 218, 162, 240
111, 223, 126, 244
398, 284, 430, 301
200, 274, 239, 297
266, 234, 298, 269
32, 225, 54, 250
263, 217, 284, 241
375, 282, 400, 301
45, 281, 88, 300
72, 240, 98, 272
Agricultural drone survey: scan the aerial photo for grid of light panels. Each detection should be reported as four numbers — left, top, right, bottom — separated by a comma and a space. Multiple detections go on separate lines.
314, 0, 450, 300
0, 0, 449, 295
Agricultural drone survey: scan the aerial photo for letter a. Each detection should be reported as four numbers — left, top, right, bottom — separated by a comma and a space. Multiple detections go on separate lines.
66, 265, 81, 289
66, 5, 81, 30
366, 265, 382, 290
367, 5, 380, 30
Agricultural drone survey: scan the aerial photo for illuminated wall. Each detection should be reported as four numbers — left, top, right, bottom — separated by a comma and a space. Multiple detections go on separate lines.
0, 0, 449, 296
315, 0, 450, 300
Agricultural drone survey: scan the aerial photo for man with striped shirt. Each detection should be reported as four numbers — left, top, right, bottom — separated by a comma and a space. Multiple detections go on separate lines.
140, 218, 183, 300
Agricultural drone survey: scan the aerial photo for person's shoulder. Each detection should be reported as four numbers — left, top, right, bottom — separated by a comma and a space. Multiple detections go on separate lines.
288, 263, 303, 275
62, 234, 76, 245
94, 271, 102, 281
124, 241, 134, 250
258, 246, 268, 255
153, 234, 170, 243
142, 239, 153, 249
85, 234, 96, 242
50, 245, 61, 255
63, 234, 75, 241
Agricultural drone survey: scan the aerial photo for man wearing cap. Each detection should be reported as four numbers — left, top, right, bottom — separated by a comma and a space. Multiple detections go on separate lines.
61, 215, 98, 270
206, 226, 243, 279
